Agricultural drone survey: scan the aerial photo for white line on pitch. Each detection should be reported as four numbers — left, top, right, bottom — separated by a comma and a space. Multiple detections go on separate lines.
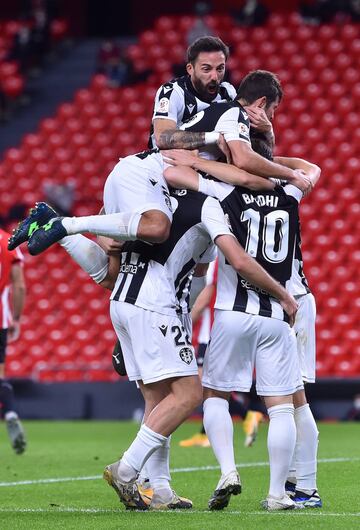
0, 508, 359, 517
0, 457, 359, 488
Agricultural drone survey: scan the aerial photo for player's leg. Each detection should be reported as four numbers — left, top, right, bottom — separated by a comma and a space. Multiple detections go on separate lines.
179, 344, 210, 447
202, 310, 255, 510
256, 319, 301, 511
0, 331, 26, 454
290, 293, 321, 507
27, 158, 173, 255
104, 303, 201, 509
292, 389, 321, 507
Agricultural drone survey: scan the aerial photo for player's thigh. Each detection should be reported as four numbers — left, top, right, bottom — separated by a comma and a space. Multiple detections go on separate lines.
294, 293, 316, 383
111, 301, 198, 384
109, 304, 141, 381
202, 310, 257, 392
255, 318, 302, 396
104, 158, 172, 220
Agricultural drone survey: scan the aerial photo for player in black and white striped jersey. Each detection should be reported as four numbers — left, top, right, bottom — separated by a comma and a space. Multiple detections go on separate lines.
149, 36, 236, 150
31, 179, 298, 510
162, 141, 321, 511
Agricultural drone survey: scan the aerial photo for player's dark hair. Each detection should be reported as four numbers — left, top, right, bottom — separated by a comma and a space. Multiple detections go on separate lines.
251, 132, 273, 161
236, 70, 283, 105
187, 36, 229, 65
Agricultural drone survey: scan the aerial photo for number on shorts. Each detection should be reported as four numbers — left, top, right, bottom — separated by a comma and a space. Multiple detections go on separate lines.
171, 325, 192, 347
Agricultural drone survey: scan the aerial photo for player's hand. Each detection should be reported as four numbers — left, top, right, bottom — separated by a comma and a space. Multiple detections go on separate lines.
280, 295, 298, 328
97, 235, 124, 255
7, 321, 20, 343
162, 149, 199, 168
217, 133, 232, 163
292, 169, 313, 195
244, 105, 273, 134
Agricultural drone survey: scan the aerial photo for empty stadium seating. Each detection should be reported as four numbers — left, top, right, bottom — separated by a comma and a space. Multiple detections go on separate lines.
2, 12, 359, 380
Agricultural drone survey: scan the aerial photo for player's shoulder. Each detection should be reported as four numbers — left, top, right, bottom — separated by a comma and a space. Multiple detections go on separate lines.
219, 81, 237, 99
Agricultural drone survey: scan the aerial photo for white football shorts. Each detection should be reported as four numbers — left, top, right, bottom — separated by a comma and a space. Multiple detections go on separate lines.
103, 154, 173, 221
110, 301, 198, 384
294, 293, 316, 383
202, 309, 303, 396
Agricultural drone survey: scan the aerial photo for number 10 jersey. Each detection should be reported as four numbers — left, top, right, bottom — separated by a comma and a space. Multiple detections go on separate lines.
203, 179, 303, 323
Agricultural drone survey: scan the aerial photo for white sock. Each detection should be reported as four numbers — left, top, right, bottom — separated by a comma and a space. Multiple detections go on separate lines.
4, 411, 18, 421
267, 403, 296, 498
62, 212, 141, 240
59, 235, 109, 284
146, 435, 172, 494
203, 397, 236, 476
294, 403, 319, 492
120, 424, 168, 480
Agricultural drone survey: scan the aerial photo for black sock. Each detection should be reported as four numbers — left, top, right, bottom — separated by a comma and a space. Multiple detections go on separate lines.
0, 379, 16, 416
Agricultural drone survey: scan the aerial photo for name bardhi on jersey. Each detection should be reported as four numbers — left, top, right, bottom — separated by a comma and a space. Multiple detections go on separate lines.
242, 193, 279, 208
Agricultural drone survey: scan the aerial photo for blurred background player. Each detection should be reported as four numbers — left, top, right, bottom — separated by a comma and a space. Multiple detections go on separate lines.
0, 226, 26, 454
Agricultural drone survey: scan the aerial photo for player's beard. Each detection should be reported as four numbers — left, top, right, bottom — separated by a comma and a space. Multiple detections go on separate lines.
193, 79, 220, 102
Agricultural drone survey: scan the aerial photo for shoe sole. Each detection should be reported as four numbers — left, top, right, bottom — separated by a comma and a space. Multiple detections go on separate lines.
103, 467, 149, 510
208, 483, 242, 510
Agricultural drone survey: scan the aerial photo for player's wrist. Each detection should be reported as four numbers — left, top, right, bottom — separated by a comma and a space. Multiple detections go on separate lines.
205, 132, 220, 145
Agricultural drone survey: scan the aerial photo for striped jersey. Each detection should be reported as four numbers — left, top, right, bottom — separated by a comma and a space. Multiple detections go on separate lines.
198, 179, 303, 322
290, 224, 311, 296
149, 74, 236, 148
0, 229, 24, 329
110, 189, 231, 316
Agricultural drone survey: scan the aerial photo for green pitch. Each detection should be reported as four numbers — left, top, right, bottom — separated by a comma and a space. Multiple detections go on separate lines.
0, 420, 359, 529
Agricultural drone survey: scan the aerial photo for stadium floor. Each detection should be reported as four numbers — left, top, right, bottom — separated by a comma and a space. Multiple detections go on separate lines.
0, 420, 359, 529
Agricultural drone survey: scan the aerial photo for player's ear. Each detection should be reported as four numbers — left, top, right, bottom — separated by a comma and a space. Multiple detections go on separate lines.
258, 96, 267, 108
186, 62, 193, 75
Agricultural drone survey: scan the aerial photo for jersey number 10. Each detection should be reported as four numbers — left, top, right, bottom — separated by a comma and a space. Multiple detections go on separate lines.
240, 208, 290, 263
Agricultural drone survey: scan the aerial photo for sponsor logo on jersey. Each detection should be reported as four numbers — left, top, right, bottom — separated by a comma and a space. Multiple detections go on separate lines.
157, 97, 170, 113
240, 278, 270, 295
119, 262, 146, 274
179, 347, 194, 365
159, 324, 168, 337
181, 110, 204, 129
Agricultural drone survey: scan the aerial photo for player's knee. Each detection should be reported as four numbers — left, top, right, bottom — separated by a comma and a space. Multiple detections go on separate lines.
139, 211, 171, 243
150, 219, 171, 243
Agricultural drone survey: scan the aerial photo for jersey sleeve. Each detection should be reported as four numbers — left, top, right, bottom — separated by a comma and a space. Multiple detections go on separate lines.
214, 107, 251, 144
283, 184, 303, 203
201, 196, 234, 242
198, 175, 234, 202
152, 82, 184, 124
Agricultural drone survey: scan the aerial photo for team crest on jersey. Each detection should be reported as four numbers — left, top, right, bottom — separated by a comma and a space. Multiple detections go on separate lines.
179, 347, 194, 365
157, 97, 169, 113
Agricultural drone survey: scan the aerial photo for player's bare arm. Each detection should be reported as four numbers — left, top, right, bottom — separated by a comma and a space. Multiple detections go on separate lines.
215, 234, 298, 327
273, 156, 321, 188
228, 140, 311, 194
163, 149, 275, 191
